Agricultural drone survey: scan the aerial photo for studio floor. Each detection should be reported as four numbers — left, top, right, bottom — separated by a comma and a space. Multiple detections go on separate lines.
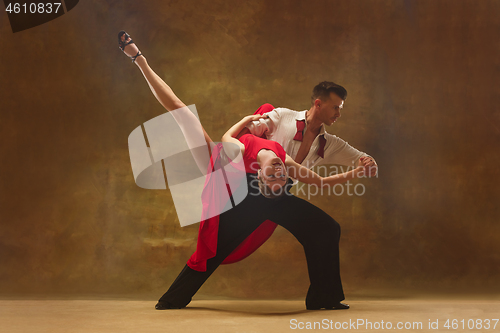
1, 297, 499, 333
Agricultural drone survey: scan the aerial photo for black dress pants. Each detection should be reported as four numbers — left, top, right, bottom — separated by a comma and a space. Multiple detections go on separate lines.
159, 174, 344, 309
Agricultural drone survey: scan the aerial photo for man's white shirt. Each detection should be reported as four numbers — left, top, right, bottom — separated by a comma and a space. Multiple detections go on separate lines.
246, 107, 369, 169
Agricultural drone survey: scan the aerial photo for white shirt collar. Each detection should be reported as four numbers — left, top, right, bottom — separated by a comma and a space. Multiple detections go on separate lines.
296, 110, 327, 136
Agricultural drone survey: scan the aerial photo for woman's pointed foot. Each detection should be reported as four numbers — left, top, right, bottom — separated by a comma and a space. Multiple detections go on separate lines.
118, 30, 143, 63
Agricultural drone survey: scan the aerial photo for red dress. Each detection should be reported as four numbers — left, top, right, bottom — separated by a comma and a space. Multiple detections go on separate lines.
187, 131, 286, 272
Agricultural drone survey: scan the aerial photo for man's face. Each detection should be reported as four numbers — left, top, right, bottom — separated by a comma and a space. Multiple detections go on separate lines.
316, 92, 344, 126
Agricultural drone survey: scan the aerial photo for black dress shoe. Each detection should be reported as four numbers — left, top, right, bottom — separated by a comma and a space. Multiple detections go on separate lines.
155, 301, 183, 310
307, 302, 350, 310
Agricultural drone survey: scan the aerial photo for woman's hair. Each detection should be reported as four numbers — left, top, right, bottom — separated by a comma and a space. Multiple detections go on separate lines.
257, 170, 288, 199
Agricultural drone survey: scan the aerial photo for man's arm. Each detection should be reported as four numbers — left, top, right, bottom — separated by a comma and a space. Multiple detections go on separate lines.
285, 155, 370, 187
236, 109, 280, 138
322, 135, 378, 177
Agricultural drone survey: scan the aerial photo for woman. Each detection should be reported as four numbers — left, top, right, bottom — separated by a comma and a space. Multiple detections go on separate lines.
119, 31, 371, 310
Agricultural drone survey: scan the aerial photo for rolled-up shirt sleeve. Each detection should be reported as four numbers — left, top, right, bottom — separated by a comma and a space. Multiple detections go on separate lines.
246, 109, 279, 137
323, 135, 370, 167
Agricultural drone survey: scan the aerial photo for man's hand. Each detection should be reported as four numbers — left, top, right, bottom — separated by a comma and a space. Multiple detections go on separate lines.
358, 156, 378, 178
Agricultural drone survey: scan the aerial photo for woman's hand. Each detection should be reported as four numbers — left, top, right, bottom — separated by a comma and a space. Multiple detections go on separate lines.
356, 156, 378, 178
244, 114, 269, 122
354, 165, 367, 178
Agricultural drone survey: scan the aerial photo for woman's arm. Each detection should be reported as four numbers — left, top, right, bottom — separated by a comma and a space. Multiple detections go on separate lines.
285, 155, 368, 187
222, 114, 268, 154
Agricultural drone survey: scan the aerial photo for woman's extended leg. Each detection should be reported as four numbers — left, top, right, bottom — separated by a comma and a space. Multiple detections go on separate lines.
119, 31, 213, 168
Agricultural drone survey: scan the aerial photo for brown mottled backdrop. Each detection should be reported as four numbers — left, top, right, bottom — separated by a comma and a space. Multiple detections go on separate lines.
1, 0, 499, 299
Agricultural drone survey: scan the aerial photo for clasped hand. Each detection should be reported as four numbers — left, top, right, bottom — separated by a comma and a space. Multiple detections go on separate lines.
355, 156, 378, 178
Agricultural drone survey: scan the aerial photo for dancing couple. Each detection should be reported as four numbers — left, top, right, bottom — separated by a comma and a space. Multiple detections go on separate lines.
118, 31, 378, 310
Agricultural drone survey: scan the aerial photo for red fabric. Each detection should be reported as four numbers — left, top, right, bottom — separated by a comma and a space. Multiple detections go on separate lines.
317, 135, 326, 158
238, 134, 286, 172
293, 120, 326, 159
187, 105, 285, 271
293, 120, 306, 141
186, 143, 232, 272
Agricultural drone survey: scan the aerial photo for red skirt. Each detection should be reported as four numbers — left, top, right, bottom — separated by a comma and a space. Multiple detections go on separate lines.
186, 104, 278, 272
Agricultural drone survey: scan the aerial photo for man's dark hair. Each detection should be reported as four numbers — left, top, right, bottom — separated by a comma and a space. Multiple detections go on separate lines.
311, 81, 347, 105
